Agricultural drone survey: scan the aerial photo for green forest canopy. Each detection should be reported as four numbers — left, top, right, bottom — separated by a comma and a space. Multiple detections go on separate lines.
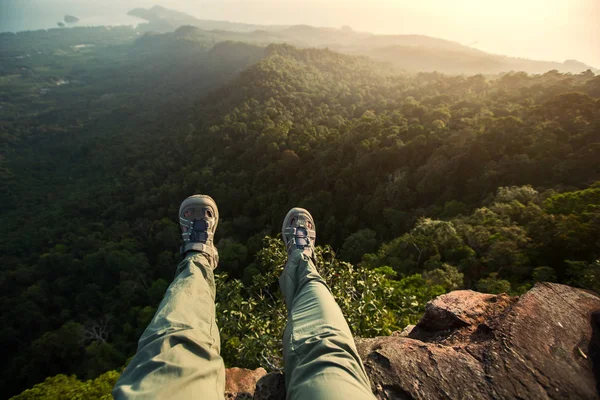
0, 26, 599, 398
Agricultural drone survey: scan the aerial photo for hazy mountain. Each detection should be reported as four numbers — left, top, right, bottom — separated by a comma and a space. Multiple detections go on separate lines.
128, 5, 286, 33
360, 45, 599, 75
64, 15, 79, 24
128, 6, 598, 75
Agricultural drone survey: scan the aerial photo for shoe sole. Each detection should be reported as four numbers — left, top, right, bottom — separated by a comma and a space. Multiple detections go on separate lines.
281, 207, 315, 245
179, 194, 219, 233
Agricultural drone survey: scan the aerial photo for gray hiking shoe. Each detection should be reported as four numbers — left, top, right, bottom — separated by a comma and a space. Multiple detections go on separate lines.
282, 207, 316, 260
179, 195, 219, 265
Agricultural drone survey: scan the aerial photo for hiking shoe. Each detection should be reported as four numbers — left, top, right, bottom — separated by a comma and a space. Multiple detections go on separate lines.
282, 207, 316, 260
179, 195, 219, 265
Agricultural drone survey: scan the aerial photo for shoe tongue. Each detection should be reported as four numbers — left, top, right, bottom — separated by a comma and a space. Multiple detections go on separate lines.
191, 219, 209, 243
295, 227, 309, 247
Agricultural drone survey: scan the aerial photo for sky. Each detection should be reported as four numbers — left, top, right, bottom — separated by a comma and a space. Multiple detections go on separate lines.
1, 0, 599, 67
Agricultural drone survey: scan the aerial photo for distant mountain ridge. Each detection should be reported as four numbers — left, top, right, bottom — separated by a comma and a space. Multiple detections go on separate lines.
128, 5, 598, 75
128, 5, 286, 33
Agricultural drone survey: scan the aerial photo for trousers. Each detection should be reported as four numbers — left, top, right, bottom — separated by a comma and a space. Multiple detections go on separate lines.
113, 249, 375, 399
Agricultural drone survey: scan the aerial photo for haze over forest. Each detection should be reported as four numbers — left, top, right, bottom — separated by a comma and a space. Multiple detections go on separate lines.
1, 0, 599, 398
1, 0, 599, 68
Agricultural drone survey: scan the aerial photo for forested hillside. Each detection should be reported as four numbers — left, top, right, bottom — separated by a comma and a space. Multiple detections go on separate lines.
1, 27, 599, 398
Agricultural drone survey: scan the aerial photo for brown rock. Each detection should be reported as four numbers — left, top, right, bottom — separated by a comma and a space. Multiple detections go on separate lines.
254, 372, 286, 400
225, 367, 267, 399
392, 325, 415, 337
357, 283, 600, 400
415, 290, 515, 333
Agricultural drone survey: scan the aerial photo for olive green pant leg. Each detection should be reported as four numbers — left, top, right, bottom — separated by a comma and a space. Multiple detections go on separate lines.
279, 250, 375, 400
113, 252, 225, 400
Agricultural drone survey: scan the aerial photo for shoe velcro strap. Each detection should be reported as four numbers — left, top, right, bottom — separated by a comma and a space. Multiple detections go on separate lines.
284, 227, 316, 239
179, 243, 219, 269
181, 242, 212, 255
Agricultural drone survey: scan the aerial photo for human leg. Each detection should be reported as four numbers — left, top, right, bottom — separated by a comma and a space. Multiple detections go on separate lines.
113, 195, 224, 400
280, 208, 375, 400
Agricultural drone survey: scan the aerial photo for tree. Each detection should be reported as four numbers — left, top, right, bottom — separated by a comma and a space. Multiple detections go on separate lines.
339, 229, 377, 264
216, 238, 249, 276
565, 260, 600, 293
423, 263, 464, 291
11, 370, 119, 400
476, 273, 511, 294
532, 266, 557, 283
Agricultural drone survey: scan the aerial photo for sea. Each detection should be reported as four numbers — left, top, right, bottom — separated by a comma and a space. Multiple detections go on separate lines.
0, 0, 149, 32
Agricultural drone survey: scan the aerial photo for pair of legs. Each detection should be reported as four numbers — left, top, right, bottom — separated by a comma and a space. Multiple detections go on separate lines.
113, 197, 375, 399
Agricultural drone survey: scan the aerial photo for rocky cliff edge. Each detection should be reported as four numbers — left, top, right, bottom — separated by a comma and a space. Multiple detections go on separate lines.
223, 283, 600, 399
